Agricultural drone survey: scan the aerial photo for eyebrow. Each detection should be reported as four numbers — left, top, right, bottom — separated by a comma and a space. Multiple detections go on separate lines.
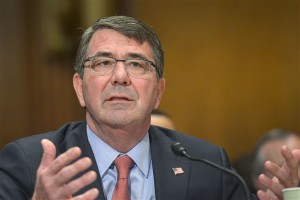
93, 52, 113, 57
126, 53, 149, 60
91, 52, 151, 61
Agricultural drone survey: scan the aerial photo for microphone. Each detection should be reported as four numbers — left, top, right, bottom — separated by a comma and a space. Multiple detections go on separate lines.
171, 142, 251, 200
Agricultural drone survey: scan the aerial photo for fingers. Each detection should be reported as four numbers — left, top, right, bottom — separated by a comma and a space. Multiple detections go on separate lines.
292, 149, 300, 161
56, 157, 92, 186
256, 190, 265, 200
39, 139, 57, 170
258, 146, 300, 200
257, 189, 278, 200
258, 173, 283, 199
64, 170, 97, 195
256, 190, 265, 199
264, 161, 289, 187
72, 188, 99, 200
48, 145, 82, 176
33, 139, 98, 199
281, 146, 297, 169
264, 146, 299, 188
280, 146, 299, 187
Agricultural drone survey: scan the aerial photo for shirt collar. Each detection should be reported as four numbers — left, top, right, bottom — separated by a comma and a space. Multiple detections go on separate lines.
86, 125, 151, 178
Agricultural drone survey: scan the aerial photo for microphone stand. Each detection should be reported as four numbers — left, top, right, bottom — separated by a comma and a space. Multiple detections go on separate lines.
171, 142, 251, 200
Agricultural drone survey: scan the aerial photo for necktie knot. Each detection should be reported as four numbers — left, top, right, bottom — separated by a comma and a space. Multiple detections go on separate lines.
114, 155, 133, 179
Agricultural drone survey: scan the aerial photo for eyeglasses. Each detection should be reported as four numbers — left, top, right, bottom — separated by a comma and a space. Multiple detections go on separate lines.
83, 56, 156, 77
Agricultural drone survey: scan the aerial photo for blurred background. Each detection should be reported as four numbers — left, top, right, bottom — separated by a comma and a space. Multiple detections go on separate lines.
0, 0, 299, 163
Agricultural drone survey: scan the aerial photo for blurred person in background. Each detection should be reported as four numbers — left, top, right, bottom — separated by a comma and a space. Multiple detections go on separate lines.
151, 109, 176, 130
251, 129, 300, 193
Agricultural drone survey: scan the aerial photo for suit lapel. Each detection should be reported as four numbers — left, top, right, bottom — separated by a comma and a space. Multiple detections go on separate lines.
58, 122, 106, 200
56, 123, 191, 200
149, 126, 191, 200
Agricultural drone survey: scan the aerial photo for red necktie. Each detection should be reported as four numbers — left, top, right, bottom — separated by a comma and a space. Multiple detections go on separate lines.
112, 155, 133, 200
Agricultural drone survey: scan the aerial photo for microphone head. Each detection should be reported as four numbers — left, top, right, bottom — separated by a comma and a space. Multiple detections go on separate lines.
171, 142, 187, 156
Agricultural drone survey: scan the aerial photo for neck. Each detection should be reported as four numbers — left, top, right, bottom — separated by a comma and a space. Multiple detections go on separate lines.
87, 118, 149, 153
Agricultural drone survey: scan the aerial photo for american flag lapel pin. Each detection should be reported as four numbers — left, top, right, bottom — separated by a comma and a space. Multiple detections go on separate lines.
172, 167, 184, 175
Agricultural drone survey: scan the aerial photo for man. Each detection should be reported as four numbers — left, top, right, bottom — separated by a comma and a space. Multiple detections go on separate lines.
0, 16, 299, 200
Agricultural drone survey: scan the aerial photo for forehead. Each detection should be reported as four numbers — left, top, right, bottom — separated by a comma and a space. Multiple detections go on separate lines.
87, 29, 153, 58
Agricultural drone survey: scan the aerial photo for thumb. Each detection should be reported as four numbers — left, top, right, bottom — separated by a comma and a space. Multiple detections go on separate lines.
39, 139, 56, 170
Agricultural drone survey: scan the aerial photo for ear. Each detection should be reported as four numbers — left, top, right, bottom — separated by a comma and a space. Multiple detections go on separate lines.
154, 78, 165, 109
73, 73, 86, 107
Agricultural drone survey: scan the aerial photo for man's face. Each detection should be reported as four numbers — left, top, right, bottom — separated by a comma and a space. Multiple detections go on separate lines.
73, 29, 165, 129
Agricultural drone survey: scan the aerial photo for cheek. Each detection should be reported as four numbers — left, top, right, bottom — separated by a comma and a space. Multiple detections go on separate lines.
82, 78, 105, 103
136, 81, 160, 105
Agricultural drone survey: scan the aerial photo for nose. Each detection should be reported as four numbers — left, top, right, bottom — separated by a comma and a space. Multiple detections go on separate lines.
110, 62, 131, 86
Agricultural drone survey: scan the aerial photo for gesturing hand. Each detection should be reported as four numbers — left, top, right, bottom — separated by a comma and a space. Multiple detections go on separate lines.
32, 139, 99, 200
257, 146, 300, 200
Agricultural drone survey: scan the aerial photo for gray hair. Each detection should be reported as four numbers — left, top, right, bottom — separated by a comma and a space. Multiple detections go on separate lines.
74, 16, 164, 79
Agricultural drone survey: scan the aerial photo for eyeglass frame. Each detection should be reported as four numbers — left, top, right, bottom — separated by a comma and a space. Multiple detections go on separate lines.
82, 55, 157, 76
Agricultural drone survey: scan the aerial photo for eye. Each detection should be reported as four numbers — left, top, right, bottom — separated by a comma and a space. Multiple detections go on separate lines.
127, 60, 145, 68
94, 58, 114, 67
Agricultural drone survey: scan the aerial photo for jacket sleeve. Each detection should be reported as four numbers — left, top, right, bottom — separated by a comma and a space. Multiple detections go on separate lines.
0, 141, 36, 199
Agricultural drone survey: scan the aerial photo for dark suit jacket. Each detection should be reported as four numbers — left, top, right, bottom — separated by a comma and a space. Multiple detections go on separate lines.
0, 121, 256, 200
